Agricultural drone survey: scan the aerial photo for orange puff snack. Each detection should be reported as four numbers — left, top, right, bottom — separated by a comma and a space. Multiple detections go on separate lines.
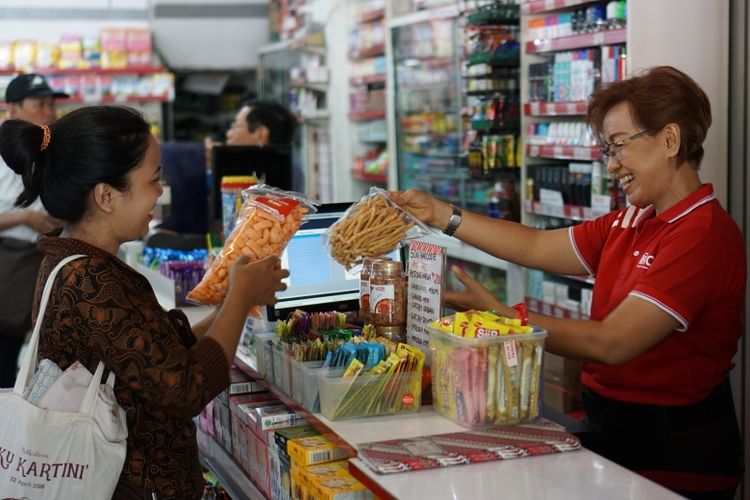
188, 185, 318, 316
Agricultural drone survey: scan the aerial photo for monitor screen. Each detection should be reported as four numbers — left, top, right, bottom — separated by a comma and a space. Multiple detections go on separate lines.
268, 203, 401, 317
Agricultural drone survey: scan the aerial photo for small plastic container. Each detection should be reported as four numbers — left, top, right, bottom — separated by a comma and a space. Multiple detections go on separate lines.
317, 367, 421, 420
272, 344, 284, 389
291, 359, 324, 412
253, 332, 276, 378
280, 352, 293, 396
428, 324, 547, 428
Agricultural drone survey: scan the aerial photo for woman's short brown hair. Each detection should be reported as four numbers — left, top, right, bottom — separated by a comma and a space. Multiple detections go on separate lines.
587, 66, 712, 167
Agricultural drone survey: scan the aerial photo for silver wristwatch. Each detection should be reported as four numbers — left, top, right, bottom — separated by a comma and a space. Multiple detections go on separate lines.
443, 204, 462, 237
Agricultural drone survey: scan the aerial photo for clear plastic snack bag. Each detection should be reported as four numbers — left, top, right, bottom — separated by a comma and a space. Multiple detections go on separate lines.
323, 187, 438, 269
188, 185, 319, 316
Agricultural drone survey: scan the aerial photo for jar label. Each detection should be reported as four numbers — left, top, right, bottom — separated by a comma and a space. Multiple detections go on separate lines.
370, 284, 395, 314
360, 279, 370, 312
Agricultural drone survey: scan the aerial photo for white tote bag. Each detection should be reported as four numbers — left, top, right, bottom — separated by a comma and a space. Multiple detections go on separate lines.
0, 254, 126, 499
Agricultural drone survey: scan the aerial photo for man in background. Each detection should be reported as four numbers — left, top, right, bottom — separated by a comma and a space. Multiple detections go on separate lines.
0, 73, 65, 387
225, 100, 305, 193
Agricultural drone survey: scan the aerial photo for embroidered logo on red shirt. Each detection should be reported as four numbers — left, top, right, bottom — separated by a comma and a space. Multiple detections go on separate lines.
637, 252, 655, 270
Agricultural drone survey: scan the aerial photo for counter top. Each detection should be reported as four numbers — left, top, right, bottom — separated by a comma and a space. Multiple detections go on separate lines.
314, 409, 682, 500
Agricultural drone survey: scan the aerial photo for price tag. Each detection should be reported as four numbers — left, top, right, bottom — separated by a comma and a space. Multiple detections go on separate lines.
553, 146, 564, 157
529, 145, 540, 157
545, 0, 557, 11
530, 101, 541, 115
406, 242, 446, 361
566, 102, 578, 115
573, 147, 592, 160
591, 194, 612, 214
593, 33, 605, 45
540, 188, 564, 208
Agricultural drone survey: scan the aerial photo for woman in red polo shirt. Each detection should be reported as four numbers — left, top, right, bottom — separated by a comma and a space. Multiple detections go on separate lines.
392, 66, 745, 500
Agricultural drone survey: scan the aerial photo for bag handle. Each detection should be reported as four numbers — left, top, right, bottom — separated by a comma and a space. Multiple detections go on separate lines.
15, 254, 86, 393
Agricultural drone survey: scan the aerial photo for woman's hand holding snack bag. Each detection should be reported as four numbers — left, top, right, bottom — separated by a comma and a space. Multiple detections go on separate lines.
188, 185, 318, 315
228, 255, 289, 310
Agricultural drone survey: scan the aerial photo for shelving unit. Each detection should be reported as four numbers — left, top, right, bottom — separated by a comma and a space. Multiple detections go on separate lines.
258, 35, 333, 201
347, 0, 389, 196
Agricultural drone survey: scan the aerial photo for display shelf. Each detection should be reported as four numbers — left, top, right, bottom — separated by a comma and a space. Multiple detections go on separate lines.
290, 81, 329, 93
232, 349, 358, 458
466, 51, 521, 66
0, 94, 171, 107
352, 170, 388, 183
524, 100, 587, 116
349, 73, 386, 85
0, 66, 168, 76
526, 296, 588, 320
521, 0, 602, 15
197, 427, 266, 500
419, 234, 509, 272
525, 199, 609, 221
470, 119, 520, 132
467, 8, 520, 26
358, 8, 385, 23
526, 144, 601, 161
526, 28, 627, 54
349, 44, 386, 59
349, 110, 386, 121
563, 274, 595, 285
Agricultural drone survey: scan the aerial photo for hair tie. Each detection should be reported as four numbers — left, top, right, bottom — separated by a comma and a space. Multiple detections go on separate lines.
40, 125, 51, 151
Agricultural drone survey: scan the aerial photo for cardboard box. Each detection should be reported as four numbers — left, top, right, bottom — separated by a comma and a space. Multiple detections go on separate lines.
543, 352, 581, 388
288, 435, 348, 467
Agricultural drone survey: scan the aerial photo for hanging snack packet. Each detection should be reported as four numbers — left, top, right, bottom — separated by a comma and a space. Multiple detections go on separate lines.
323, 187, 438, 269
187, 185, 319, 315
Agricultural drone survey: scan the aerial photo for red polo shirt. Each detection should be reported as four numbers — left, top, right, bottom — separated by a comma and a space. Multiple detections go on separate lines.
570, 184, 746, 405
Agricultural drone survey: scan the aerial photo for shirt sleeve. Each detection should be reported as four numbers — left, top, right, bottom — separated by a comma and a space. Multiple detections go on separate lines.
58, 259, 230, 418
569, 210, 620, 277
630, 227, 715, 331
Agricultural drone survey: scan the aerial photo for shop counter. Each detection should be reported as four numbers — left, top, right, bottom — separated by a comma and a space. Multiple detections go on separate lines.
182, 306, 681, 500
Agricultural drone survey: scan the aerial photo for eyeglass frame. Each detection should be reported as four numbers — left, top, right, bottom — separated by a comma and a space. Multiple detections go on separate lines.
599, 129, 657, 161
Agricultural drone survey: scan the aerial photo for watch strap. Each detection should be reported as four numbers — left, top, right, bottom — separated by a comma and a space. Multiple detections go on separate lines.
443, 204, 462, 237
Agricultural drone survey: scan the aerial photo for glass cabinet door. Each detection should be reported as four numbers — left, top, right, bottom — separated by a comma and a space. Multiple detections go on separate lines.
392, 17, 465, 206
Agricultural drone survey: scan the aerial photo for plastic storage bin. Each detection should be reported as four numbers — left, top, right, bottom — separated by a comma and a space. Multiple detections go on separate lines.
290, 359, 324, 412
253, 332, 276, 378
317, 367, 421, 420
428, 325, 547, 428
280, 352, 293, 397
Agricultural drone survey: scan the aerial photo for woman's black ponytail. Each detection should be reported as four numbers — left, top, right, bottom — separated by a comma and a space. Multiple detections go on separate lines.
0, 119, 47, 207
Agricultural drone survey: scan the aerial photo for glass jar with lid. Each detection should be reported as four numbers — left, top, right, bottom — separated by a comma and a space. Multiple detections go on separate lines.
359, 256, 391, 322
369, 260, 406, 327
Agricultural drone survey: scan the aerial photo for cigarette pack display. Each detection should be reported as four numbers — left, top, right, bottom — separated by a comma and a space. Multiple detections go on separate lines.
428, 324, 547, 428
253, 332, 277, 377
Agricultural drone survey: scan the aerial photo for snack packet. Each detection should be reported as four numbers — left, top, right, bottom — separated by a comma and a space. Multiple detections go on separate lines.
323, 187, 437, 269
187, 185, 319, 315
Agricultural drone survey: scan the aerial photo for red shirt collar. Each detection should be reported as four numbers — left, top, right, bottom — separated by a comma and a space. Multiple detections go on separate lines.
656, 183, 715, 223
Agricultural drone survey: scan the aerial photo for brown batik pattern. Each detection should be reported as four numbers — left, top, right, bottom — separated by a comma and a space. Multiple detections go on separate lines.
33, 235, 230, 499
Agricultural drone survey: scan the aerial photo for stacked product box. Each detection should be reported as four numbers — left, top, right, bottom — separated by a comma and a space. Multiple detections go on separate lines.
269, 426, 322, 500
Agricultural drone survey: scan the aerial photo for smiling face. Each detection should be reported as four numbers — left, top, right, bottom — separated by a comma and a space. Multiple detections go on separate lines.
602, 101, 675, 211
111, 135, 164, 242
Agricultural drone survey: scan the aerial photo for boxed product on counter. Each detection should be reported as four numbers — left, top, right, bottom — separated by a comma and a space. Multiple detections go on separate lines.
272, 426, 322, 500
428, 311, 547, 428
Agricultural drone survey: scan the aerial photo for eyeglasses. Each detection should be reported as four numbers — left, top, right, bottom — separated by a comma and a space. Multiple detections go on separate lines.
599, 130, 654, 161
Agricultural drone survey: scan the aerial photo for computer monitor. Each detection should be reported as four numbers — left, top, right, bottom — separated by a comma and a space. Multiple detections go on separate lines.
210, 144, 292, 234
267, 203, 402, 321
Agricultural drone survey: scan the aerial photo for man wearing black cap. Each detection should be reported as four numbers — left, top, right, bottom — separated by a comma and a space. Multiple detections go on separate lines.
0, 73, 66, 387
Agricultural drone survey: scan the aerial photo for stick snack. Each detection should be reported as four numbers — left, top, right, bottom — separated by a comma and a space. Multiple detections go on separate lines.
188, 185, 318, 315
325, 188, 434, 269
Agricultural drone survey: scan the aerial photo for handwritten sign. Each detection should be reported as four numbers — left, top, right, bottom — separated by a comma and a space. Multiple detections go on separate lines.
406, 242, 446, 362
